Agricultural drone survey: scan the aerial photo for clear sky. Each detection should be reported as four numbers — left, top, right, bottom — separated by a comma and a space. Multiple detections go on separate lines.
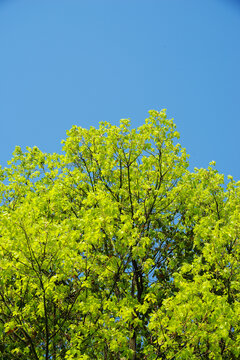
1, 0, 240, 180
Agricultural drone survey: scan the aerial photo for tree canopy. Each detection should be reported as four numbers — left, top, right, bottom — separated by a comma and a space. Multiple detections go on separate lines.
0, 110, 239, 359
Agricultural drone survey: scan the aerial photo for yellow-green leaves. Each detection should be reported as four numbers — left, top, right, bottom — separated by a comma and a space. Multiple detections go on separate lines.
0, 110, 239, 359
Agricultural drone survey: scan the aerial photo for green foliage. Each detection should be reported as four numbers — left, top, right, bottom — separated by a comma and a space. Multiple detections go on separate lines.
0, 109, 239, 359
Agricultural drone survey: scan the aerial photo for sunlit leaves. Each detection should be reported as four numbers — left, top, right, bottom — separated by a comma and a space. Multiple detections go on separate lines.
0, 110, 239, 359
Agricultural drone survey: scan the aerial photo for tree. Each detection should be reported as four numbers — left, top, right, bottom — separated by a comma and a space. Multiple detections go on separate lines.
0, 109, 239, 359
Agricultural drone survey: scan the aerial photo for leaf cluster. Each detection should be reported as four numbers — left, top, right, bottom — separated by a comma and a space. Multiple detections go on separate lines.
0, 110, 239, 359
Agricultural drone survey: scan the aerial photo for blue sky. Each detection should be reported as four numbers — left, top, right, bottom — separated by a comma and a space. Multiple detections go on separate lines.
0, 0, 240, 180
